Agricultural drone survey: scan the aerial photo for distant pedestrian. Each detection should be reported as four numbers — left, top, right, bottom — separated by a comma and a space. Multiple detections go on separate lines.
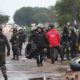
61, 26, 70, 60
10, 28, 19, 60
70, 29, 77, 58
18, 29, 26, 55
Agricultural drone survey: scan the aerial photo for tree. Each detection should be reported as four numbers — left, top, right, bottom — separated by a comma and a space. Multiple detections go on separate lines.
14, 7, 34, 26
32, 7, 54, 23
55, 0, 72, 26
54, 0, 80, 27
0, 15, 9, 24
13, 7, 55, 26
48, 6, 58, 22
33, 13, 50, 23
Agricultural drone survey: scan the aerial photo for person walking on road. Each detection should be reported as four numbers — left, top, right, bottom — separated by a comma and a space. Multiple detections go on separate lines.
0, 26, 10, 80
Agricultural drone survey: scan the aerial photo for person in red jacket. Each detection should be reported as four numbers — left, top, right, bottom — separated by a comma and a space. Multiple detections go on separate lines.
46, 24, 64, 64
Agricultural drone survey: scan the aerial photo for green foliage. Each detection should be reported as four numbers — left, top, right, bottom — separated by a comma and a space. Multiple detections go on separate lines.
13, 7, 55, 26
14, 7, 34, 26
33, 13, 50, 23
0, 15, 9, 24
26, 26, 31, 33
54, 0, 80, 27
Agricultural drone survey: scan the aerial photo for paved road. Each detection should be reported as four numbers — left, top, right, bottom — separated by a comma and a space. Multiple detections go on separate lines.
0, 30, 69, 80
0, 55, 69, 80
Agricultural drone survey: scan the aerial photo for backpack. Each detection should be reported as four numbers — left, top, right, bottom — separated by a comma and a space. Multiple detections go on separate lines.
47, 31, 60, 47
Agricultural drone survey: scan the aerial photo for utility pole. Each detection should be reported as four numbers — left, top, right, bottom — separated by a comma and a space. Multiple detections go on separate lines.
72, 0, 77, 27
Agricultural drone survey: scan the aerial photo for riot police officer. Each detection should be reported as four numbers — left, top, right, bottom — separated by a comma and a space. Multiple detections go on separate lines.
0, 26, 10, 80
10, 28, 19, 60
70, 29, 77, 58
61, 26, 70, 60
18, 29, 25, 55
34, 26, 47, 66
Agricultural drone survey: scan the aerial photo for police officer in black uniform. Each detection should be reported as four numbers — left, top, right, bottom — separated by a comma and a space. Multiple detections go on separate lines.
70, 29, 77, 58
10, 28, 19, 60
61, 26, 70, 60
25, 26, 37, 59
0, 26, 10, 80
34, 26, 47, 66
18, 29, 25, 55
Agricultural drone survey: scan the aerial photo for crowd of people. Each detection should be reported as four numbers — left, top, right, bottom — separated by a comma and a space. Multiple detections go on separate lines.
10, 28, 27, 60
0, 24, 80, 80
26, 24, 80, 67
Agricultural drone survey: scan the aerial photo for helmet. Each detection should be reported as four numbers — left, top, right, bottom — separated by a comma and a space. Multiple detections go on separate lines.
31, 26, 37, 30
71, 28, 75, 33
48, 24, 54, 29
37, 23, 44, 28
19, 29, 23, 33
31, 23, 37, 30
63, 26, 68, 31
13, 28, 17, 32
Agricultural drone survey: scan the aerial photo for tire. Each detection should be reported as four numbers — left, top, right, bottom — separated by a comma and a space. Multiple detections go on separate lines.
70, 57, 80, 71
25, 43, 31, 58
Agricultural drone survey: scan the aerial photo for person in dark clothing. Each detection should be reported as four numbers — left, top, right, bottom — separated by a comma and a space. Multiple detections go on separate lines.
18, 29, 25, 55
0, 27, 10, 80
45, 29, 51, 61
10, 28, 19, 60
25, 42, 31, 58
34, 26, 47, 67
61, 26, 70, 60
46, 24, 64, 64
70, 29, 77, 58
25, 27, 37, 59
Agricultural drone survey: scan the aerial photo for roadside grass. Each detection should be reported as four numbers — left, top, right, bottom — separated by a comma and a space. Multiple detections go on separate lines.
61, 60, 70, 65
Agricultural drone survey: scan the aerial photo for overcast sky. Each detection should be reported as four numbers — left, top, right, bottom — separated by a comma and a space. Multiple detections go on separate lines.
0, 0, 56, 23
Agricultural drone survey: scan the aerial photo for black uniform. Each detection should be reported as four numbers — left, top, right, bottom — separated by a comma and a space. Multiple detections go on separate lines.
18, 29, 26, 55
70, 29, 77, 58
10, 31, 19, 60
61, 27, 70, 60
34, 28, 47, 66
25, 29, 37, 59
0, 29, 10, 80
